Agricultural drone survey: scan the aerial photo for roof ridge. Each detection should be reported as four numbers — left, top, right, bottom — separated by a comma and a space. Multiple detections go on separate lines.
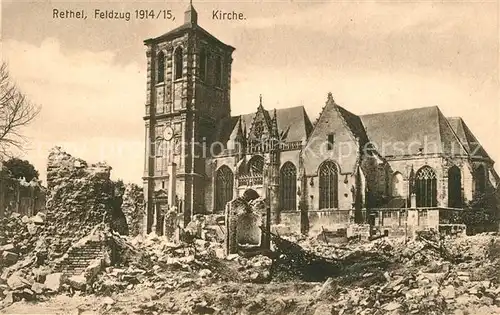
360, 105, 439, 117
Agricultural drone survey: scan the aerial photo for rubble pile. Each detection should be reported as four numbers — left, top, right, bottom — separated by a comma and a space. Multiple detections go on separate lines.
45, 147, 127, 254
0, 212, 46, 264
2, 221, 500, 314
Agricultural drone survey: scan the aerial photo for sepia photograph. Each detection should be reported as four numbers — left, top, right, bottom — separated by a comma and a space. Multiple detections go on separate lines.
1, 0, 500, 314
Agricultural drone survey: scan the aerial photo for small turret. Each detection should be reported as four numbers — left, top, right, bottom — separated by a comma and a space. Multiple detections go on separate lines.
184, 0, 198, 25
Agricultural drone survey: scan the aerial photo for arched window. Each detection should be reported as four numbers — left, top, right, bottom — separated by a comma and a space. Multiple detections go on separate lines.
392, 172, 404, 197
448, 166, 462, 208
215, 165, 233, 212
319, 161, 338, 209
415, 166, 437, 207
199, 48, 207, 81
157, 51, 165, 83
215, 55, 222, 87
247, 156, 264, 176
174, 47, 183, 80
280, 162, 297, 211
474, 165, 486, 195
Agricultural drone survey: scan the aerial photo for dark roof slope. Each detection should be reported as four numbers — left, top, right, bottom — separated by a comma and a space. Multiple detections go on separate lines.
447, 117, 490, 159
360, 106, 466, 157
336, 105, 369, 144
217, 106, 312, 144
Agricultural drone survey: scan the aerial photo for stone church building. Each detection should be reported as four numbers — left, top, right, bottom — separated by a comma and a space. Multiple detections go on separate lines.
142, 4, 498, 235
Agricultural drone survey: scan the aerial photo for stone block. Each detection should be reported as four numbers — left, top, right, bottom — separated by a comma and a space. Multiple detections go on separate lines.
2, 251, 19, 265
67, 274, 86, 291
44, 273, 65, 292
6, 272, 30, 290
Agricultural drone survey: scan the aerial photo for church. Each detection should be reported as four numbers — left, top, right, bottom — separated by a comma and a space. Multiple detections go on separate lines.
142, 4, 498, 235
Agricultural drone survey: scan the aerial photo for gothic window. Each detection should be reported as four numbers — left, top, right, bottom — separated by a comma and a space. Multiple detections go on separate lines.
474, 165, 486, 195
157, 51, 165, 83
327, 133, 334, 150
173, 137, 181, 155
215, 165, 233, 212
319, 161, 339, 209
415, 166, 437, 207
247, 155, 264, 176
215, 55, 222, 87
199, 48, 207, 81
448, 166, 462, 208
155, 138, 164, 173
280, 162, 297, 211
174, 47, 183, 80
392, 172, 404, 197
155, 139, 164, 157
253, 121, 264, 138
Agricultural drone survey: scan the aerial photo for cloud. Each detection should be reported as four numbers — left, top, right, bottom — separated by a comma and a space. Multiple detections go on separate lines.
239, 1, 495, 41
3, 38, 145, 183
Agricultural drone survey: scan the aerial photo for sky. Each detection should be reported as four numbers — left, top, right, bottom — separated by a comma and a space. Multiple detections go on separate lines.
1, 0, 499, 184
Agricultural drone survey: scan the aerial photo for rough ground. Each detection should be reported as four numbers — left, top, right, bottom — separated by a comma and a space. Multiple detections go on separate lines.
2, 227, 500, 315
2, 149, 500, 314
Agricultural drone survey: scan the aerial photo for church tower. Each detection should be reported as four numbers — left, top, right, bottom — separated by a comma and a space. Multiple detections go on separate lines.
142, 4, 235, 234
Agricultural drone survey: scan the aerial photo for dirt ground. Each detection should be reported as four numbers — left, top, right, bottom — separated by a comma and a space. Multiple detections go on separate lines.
1, 281, 322, 315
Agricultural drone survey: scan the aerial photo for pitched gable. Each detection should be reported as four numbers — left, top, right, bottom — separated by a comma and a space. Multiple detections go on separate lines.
303, 93, 367, 175
217, 105, 312, 145
248, 100, 273, 140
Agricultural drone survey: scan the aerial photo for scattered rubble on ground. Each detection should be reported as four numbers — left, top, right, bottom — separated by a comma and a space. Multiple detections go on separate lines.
3, 208, 500, 315
3, 148, 500, 314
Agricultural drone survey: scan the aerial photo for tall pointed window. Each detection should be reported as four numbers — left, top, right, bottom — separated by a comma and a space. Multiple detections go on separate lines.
215, 55, 222, 87
319, 161, 339, 209
199, 48, 207, 81
448, 166, 462, 208
157, 51, 165, 83
174, 47, 183, 80
327, 133, 334, 150
474, 165, 486, 195
280, 162, 297, 211
215, 165, 233, 212
415, 166, 437, 207
247, 155, 264, 176
392, 172, 404, 197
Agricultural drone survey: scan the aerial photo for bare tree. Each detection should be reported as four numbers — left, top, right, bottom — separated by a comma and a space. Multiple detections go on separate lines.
0, 62, 40, 156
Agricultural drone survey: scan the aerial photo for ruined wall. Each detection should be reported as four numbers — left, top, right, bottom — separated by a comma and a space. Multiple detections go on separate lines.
45, 147, 127, 252
0, 166, 46, 219
121, 183, 145, 237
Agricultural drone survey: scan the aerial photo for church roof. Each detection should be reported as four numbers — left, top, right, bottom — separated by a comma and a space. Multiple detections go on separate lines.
335, 105, 369, 145
360, 106, 467, 157
447, 117, 490, 159
217, 106, 312, 144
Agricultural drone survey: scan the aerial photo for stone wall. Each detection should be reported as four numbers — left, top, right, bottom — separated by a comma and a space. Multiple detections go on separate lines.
0, 166, 46, 219
121, 184, 145, 237
45, 147, 128, 253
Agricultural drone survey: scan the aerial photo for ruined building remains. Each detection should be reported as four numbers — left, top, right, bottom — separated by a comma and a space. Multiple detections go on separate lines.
0, 164, 46, 219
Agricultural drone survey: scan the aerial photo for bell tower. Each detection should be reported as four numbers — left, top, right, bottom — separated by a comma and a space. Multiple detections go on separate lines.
142, 3, 235, 234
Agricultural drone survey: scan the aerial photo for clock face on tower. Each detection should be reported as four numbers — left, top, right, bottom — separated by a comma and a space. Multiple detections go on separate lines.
163, 126, 174, 141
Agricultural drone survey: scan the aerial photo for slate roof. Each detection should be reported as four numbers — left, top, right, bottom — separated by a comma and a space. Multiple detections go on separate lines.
360, 106, 467, 157
336, 105, 370, 145
217, 106, 312, 144
447, 117, 490, 159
